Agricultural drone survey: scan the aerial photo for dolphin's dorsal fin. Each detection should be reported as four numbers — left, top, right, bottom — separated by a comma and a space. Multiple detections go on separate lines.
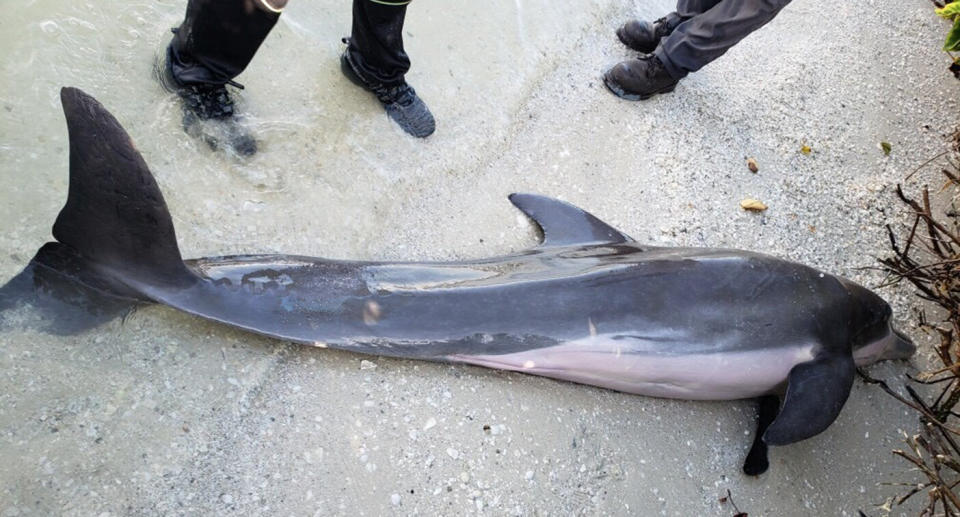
762, 353, 855, 446
509, 194, 633, 247
53, 87, 196, 288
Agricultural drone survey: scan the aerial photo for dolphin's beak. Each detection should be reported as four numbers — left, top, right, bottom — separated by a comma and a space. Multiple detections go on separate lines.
885, 327, 916, 360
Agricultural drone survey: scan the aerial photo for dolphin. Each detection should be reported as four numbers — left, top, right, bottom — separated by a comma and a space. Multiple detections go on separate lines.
2, 88, 916, 475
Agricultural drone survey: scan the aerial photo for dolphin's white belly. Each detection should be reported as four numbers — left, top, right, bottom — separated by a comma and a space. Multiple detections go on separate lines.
448, 335, 817, 400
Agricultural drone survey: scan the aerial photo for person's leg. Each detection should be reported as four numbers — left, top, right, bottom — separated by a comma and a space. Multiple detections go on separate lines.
655, 0, 792, 80
168, 0, 280, 86
675, 0, 723, 19
341, 0, 435, 138
161, 0, 282, 155
345, 0, 410, 86
605, 0, 791, 100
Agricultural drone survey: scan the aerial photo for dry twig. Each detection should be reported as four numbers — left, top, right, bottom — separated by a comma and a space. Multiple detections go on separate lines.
875, 153, 959, 515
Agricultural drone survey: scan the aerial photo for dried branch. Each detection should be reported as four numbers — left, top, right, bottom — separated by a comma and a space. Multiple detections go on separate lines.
874, 153, 960, 515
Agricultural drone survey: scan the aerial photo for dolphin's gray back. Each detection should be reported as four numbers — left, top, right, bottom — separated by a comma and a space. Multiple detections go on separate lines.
154, 245, 846, 362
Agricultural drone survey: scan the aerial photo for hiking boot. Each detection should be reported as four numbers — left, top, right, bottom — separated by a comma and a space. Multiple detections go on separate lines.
340, 48, 435, 138
158, 42, 258, 156
616, 15, 680, 54
603, 55, 679, 101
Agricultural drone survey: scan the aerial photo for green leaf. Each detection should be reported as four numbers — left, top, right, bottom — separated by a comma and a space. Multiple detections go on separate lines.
880, 142, 892, 156
936, 1, 960, 19
946, 18, 960, 51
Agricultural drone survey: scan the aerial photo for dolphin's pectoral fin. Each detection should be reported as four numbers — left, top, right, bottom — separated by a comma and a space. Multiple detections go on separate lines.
508, 193, 634, 247
763, 353, 855, 446
743, 394, 779, 475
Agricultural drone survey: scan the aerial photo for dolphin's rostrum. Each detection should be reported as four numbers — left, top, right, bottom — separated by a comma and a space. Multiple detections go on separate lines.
2, 88, 916, 475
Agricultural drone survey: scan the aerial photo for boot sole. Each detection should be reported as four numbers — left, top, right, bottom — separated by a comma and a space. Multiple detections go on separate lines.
602, 74, 676, 101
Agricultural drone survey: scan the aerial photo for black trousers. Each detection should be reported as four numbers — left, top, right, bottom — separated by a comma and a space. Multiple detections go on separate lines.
168, 0, 411, 87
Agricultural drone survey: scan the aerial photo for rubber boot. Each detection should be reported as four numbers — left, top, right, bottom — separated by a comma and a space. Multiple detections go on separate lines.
159, 0, 280, 156
341, 0, 435, 138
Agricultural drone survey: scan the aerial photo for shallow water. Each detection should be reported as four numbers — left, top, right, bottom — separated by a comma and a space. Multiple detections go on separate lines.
1, 0, 959, 515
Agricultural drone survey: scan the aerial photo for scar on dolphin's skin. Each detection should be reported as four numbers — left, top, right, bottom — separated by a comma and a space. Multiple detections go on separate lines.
363, 300, 382, 325
0, 87, 916, 476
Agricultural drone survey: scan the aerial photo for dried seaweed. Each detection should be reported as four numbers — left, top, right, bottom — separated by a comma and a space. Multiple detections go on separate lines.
872, 151, 960, 515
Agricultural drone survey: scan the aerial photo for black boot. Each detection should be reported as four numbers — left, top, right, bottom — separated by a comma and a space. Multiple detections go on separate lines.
616, 14, 681, 54
603, 55, 679, 101
159, 0, 280, 156
158, 48, 256, 157
340, 46, 435, 138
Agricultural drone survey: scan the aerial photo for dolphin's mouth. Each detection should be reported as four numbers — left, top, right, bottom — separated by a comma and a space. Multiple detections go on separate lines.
887, 327, 916, 360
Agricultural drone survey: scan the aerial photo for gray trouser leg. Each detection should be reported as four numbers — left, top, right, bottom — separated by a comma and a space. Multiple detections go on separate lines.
676, 0, 723, 18
655, 0, 792, 79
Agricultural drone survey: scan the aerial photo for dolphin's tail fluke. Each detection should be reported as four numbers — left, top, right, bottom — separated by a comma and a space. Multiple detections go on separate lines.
1, 88, 198, 333
0, 243, 144, 335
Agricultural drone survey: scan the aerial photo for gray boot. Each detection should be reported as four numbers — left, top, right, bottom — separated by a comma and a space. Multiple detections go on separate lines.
341, 43, 435, 138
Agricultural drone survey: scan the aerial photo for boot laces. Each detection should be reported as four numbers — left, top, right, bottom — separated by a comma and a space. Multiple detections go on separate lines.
372, 83, 417, 107
644, 56, 667, 79
179, 83, 236, 120
653, 17, 675, 38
